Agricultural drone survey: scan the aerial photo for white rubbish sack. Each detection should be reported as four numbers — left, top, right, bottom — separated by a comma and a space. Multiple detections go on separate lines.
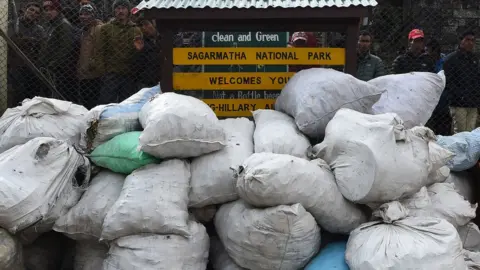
189, 118, 254, 208
346, 201, 467, 270
236, 153, 367, 233
54, 171, 125, 241
370, 71, 446, 128
429, 166, 450, 184
309, 108, 453, 203
17, 168, 89, 245
215, 200, 321, 270
0, 229, 23, 270
74, 241, 108, 270
0, 97, 88, 153
0, 137, 90, 234
400, 185, 476, 228
436, 128, 480, 171
210, 236, 246, 270
458, 222, 480, 252
402, 183, 477, 228
446, 171, 475, 203
101, 160, 191, 240
463, 250, 480, 270
275, 68, 384, 138
252, 109, 311, 159
103, 220, 209, 270
80, 85, 161, 152
139, 93, 226, 158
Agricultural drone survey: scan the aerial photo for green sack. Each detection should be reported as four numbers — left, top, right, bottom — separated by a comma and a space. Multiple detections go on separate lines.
90, 131, 159, 174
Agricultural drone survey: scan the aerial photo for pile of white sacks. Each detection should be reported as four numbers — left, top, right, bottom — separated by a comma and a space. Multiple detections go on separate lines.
0, 68, 479, 270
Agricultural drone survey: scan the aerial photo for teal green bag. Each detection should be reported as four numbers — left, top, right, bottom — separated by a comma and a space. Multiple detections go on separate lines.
90, 131, 159, 174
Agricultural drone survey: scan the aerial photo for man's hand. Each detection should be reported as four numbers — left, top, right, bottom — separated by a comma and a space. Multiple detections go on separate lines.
134, 36, 144, 51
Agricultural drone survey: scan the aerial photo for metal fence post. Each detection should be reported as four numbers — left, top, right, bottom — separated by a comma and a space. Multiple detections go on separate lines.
0, 0, 8, 112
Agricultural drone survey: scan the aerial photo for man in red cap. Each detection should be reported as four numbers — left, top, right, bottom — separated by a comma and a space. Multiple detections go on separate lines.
40, 0, 76, 99
392, 29, 435, 74
288, 32, 319, 72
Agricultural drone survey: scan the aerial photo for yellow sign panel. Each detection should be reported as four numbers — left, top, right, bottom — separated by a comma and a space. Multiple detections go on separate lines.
173, 47, 345, 65
174, 72, 294, 90
203, 99, 275, 117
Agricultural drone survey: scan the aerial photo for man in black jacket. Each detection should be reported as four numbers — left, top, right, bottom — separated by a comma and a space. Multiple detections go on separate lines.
7, 2, 46, 105
392, 29, 436, 74
40, 0, 76, 100
134, 19, 161, 89
444, 31, 480, 133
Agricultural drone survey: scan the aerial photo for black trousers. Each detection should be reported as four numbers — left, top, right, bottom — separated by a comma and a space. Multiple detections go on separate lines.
99, 73, 136, 104
8, 66, 48, 106
78, 78, 103, 109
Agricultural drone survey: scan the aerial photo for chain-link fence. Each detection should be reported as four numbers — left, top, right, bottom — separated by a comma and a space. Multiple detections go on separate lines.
1, 0, 479, 135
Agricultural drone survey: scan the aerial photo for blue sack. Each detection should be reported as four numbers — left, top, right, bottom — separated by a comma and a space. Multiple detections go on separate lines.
304, 241, 349, 270
436, 128, 480, 171
82, 85, 162, 152
100, 85, 161, 119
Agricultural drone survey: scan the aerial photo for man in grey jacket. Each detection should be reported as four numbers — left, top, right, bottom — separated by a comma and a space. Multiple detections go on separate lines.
356, 31, 386, 81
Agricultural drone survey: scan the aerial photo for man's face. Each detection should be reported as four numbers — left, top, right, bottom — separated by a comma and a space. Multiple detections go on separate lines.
358, 34, 371, 53
293, 39, 307, 47
115, 6, 128, 20
460, 34, 475, 52
141, 21, 156, 37
79, 11, 93, 25
410, 38, 424, 52
43, 5, 59, 21
25, 5, 41, 21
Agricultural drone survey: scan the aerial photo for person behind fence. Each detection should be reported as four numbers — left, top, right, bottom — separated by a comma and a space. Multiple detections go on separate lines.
77, 0, 105, 21
425, 39, 451, 135
133, 19, 161, 89
392, 29, 435, 74
76, 4, 103, 109
356, 30, 385, 81
444, 31, 480, 133
40, 0, 77, 99
288, 32, 319, 72
95, 0, 143, 104
7, 2, 46, 105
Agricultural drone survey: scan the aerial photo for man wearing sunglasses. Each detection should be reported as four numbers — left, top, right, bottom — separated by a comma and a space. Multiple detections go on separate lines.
7, 2, 47, 105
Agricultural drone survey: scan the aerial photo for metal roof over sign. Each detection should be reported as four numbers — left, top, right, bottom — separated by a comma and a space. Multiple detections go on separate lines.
136, 0, 377, 10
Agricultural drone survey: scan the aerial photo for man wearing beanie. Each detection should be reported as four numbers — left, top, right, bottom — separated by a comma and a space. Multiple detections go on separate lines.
95, 0, 143, 104
40, 0, 76, 99
77, 4, 103, 109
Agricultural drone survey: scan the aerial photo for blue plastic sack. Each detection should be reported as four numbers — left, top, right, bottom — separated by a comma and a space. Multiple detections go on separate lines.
100, 85, 161, 119
436, 128, 480, 171
304, 241, 349, 270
